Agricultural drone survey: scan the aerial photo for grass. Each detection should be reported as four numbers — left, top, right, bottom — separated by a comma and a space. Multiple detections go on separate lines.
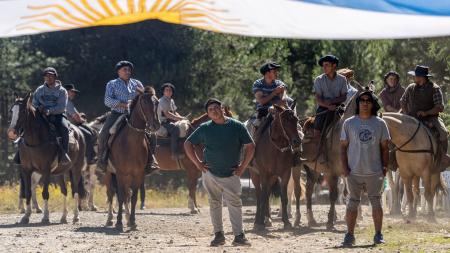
356, 218, 450, 252
0, 184, 210, 213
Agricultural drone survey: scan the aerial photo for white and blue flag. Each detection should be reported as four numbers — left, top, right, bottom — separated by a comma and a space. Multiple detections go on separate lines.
0, 0, 449, 38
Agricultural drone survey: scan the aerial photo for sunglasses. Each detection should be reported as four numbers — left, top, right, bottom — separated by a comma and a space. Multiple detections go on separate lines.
359, 98, 373, 104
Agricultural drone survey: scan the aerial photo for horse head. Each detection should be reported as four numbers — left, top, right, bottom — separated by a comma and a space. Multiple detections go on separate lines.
271, 101, 301, 152
7, 92, 32, 141
130, 87, 160, 132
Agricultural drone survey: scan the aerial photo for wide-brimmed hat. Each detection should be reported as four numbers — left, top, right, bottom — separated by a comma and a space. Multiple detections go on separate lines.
63, 84, 80, 93
43, 67, 58, 76
260, 61, 281, 75
407, 65, 432, 77
318, 55, 339, 67
115, 60, 134, 71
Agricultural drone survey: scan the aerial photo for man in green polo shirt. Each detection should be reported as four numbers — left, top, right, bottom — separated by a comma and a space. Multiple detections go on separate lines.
184, 98, 255, 247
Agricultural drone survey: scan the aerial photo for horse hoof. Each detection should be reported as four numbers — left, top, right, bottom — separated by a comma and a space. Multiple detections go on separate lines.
284, 222, 293, 229
72, 217, 80, 224
60, 218, 68, 224
41, 218, 50, 224
308, 220, 318, 227
326, 223, 335, 230
115, 223, 123, 232
19, 209, 25, 214
35, 208, 43, 214
294, 221, 300, 228
20, 217, 29, 224
129, 223, 137, 230
254, 223, 265, 231
105, 220, 113, 227
190, 210, 198, 214
89, 206, 98, 212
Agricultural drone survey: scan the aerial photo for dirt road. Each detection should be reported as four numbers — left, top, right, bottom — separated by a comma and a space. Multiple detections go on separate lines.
0, 205, 448, 252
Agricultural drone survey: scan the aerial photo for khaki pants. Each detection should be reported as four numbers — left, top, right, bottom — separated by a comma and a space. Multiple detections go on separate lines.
202, 171, 243, 236
430, 117, 448, 142
345, 173, 384, 212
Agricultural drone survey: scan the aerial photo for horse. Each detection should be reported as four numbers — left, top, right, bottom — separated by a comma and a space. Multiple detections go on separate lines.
152, 106, 234, 214
7, 93, 86, 224
382, 112, 448, 221
251, 102, 302, 230
297, 85, 361, 229
104, 90, 160, 231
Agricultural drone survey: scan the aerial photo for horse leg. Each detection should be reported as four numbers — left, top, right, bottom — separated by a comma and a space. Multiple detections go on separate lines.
20, 170, 32, 224
260, 177, 271, 229
129, 187, 138, 230
18, 172, 25, 214
31, 172, 42, 213
264, 177, 278, 227
252, 174, 264, 230
390, 171, 402, 215
326, 174, 338, 230
412, 176, 420, 217
292, 167, 302, 227
139, 182, 145, 210
88, 165, 98, 211
69, 171, 81, 224
115, 177, 125, 231
280, 171, 292, 229
305, 167, 318, 227
58, 177, 68, 224
403, 177, 415, 219
279, 173, 293, 219
424, 174, 438, 222
40, 173, 50, 224
187, 168, 201, 214
105, 173, 114, 226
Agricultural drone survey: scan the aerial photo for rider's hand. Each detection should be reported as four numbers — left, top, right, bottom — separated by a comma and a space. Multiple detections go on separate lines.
417, 111, 427, 118
275, 85, 285, 94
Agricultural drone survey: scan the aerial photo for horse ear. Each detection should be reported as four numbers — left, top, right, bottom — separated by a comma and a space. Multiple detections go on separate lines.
273, 104, 284, 112
290, 100, 297, 110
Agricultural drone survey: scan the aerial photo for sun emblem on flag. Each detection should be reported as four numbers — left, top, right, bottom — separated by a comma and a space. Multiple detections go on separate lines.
16, 0, 246, 33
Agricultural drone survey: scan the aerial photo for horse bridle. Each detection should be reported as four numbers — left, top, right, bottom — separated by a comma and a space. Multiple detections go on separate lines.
269, 108, 300, 153
126, 93, 156, 133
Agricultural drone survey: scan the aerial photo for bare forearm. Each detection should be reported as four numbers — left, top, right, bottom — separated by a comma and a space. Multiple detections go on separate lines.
184, 142, 201, 165
340, 148, 349, 172
257, 93, 276, 106
381, 143, 389, 167
425, 105, 444, 116
241, 144, 255, 168
329, 94, 347, 105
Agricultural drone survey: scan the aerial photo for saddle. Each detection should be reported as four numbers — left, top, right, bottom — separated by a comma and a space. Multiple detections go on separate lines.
155, 119, 191, 138
107, 115, 127, 149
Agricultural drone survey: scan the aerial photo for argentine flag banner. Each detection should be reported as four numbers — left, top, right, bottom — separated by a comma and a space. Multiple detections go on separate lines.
0, 0, 450, 39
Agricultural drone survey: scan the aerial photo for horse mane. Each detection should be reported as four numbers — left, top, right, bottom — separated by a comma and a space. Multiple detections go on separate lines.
128, 93, 141, 114
191, 113, 209, 127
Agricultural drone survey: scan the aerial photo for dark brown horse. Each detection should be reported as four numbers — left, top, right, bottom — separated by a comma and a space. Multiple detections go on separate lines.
7, 93, 86, 224
104, 90, 160, 231
153, 106, 234, 214
251, 102, 302, 230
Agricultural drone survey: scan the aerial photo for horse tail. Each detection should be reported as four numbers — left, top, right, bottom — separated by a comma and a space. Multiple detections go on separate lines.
437, 174, 448, 196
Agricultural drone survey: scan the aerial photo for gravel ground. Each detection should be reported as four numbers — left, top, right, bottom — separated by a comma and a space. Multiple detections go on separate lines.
0, 204, 448, 253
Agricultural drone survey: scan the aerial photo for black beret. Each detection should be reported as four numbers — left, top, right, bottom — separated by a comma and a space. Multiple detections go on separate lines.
43, 67, 58, 76
115, 61, 134, 71
204, 98, 222, 112
260, 61, 281, 75
318, 55, 339, 67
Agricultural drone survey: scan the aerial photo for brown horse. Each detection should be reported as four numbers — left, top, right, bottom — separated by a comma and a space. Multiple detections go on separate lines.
298, 85, 361, 229
104, 90, 160, 231
251, 102, 302, 230
7, 93, 86, 224
153, 107, 234, 214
